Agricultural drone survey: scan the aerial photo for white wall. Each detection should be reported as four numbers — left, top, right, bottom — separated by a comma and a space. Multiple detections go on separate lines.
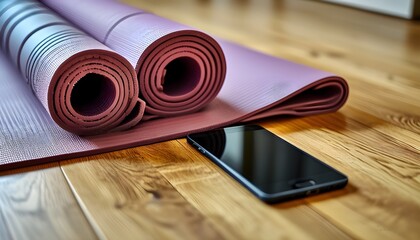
322, 0, 418, 19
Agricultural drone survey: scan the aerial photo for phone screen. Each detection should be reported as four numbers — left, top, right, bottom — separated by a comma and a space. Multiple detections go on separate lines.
187, 125, 347, 202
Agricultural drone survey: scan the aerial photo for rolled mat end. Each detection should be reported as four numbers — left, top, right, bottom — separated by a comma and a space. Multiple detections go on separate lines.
137, 30, 227, 117
48, 49, 141, 135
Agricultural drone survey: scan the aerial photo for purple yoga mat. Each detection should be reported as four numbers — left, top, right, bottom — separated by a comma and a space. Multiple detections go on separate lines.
0, 0, 349, 170
42, 0, 227, 118
0, 0, 144, 135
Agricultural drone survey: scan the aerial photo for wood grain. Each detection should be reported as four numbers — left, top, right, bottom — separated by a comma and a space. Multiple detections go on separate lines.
60, 150, 223, 240
0, 163, 96, 240
0, 0, 419, 239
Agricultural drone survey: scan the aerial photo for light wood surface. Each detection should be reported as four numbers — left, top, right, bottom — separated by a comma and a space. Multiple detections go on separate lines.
1, 0, 419, 239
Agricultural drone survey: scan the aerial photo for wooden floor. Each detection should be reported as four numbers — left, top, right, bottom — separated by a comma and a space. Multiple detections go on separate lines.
1, 0, 419, 239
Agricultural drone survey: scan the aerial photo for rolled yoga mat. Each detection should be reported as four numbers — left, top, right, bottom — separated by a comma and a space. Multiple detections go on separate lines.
0, 0, 144, 135
0, 0, 349, 170
42, 0, 226, 117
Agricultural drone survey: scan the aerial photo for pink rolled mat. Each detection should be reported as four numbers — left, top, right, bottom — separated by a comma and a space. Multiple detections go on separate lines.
0, 0, 349, 170
0, 0, 144, 135
42, 0, 226, 118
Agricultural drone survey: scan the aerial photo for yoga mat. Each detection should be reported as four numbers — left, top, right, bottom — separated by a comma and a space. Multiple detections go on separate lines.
0, 0, 349, 170
43, 0, 227, 118
0, 0, 144, 135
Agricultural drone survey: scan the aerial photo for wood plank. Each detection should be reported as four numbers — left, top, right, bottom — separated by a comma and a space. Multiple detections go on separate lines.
59, 151, 223, 240
0, 163, 97, 240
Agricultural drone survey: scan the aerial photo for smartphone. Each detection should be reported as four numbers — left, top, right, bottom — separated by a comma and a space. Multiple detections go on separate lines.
187, 125, 348, 203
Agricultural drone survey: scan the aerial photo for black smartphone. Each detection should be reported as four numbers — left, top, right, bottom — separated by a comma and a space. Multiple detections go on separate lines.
187, 125, 348, 203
